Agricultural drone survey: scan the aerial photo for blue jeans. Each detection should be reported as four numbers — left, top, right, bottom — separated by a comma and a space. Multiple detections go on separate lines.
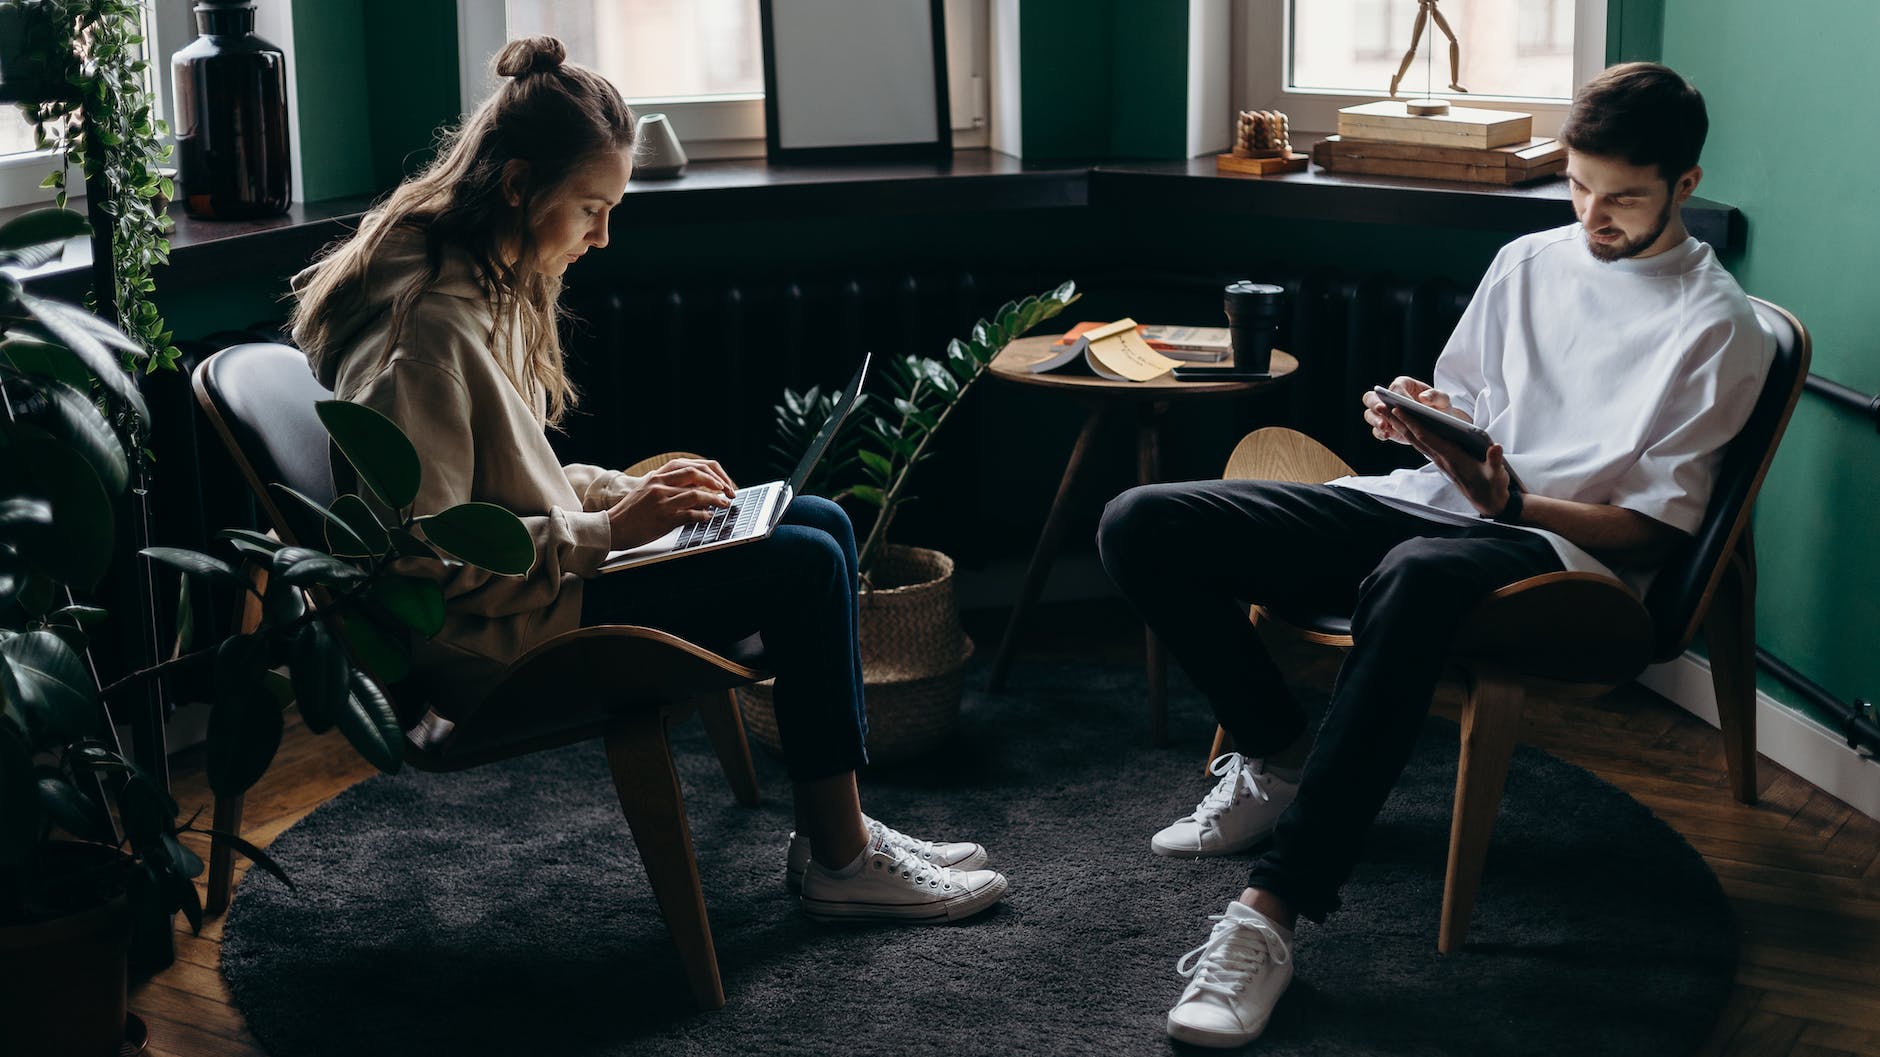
1099, 480, 1563, 921
581, 496, 869, 782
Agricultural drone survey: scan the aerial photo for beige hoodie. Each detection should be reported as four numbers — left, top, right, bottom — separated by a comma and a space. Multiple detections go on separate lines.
291, 227, 630, 711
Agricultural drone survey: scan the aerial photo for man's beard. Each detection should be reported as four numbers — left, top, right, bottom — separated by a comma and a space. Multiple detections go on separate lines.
1585, 198, 1675, 262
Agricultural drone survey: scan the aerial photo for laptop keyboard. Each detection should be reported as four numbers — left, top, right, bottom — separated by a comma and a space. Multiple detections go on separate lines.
674, 487, 767, 550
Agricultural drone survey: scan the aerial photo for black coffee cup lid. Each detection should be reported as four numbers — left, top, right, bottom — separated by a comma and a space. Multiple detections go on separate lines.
1225, 280, 1284, 300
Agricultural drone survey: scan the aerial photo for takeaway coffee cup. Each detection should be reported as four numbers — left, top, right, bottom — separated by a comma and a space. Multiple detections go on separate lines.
1224, 280, 1286, 373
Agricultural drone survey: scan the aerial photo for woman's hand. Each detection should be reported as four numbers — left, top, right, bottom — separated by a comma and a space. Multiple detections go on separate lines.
1361, 376, 1470, 444
606, 458, 738, 550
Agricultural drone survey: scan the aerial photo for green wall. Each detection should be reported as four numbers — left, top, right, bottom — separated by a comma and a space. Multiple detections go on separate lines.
291, 0, 459, 200
1662, 2, 1880, 724
1018, 0, 1190, 160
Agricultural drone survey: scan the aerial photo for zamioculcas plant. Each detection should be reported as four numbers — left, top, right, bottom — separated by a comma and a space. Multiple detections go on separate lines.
769, 281, 1078, 583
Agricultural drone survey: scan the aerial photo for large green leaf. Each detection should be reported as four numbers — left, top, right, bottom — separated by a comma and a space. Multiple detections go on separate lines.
161, 831, 204, 879
12, 296, 148, 422
199, 826, 295, 891
370, 575, 445, 636
36, 771, 115, 843
289, 622, 347, 735
116, 768, 179, 852
0, 498, 52, 531
262, 573, 307, 626
1, 337, 95, 392
270, 547, 368, 589
415, 502, 535, 576
316, 400, 420, 510
337, 668, 404, 773
206, 636, 283, 800
0, 426, 116, 591
334, 611, 411, 685
141, 546, 240, 586
0, 207, 88, 253
269, 483, 368, 557
328, 494, 390, 557
0, 630, 98, 744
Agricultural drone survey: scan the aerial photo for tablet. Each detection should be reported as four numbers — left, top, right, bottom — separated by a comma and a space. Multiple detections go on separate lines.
1371, 386, 1525, 491
1371, 386, 1494, 458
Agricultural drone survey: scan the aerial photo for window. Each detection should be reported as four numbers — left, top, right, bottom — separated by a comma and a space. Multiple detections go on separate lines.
1236, 0, 1608, 140
459, 0, 988, 161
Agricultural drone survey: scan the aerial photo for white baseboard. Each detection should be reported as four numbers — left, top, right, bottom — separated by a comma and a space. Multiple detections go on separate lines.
1638, 653, 1879, 822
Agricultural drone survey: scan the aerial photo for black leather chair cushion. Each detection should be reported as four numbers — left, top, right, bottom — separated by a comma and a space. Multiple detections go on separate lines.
197, 343, 337, 545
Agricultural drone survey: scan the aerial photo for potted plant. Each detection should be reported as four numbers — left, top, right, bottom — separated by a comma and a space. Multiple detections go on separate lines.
0, 208, 535, 1056
745, 282, 1078, 761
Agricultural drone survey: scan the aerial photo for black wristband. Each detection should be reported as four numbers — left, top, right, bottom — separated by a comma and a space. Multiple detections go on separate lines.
1490, 483, 1524, 524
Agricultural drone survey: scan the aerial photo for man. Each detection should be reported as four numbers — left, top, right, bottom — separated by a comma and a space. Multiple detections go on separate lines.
1097, 62, 1772, 1049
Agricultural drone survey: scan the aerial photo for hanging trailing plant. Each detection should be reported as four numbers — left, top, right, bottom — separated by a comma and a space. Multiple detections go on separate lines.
6, 0, 179, 373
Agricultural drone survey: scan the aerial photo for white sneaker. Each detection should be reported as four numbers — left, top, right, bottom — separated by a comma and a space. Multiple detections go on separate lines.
799, 831, 1008, 923
1166, 900, 1295, 1048
1151, 753, 1299, 858
784, 814, 989, 892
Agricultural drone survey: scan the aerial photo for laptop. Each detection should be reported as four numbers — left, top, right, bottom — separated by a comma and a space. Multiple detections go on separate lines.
600, 353, 871, 573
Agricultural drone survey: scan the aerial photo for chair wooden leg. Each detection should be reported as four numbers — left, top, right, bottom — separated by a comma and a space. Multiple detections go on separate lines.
698, 690, 761, 807
1704, 548, 1759, 805
604, 708, 725, 1012
1439, 670, 1524, 954
1147, 631, 1168, 747
205, 790, 244, 916
1206, 725, 1233, 775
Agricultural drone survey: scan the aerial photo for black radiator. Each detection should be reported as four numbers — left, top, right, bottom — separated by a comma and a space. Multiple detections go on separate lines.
554, 265, 1471, 484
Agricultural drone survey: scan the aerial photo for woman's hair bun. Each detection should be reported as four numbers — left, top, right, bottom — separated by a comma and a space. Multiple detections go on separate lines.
494, 36, 567, 79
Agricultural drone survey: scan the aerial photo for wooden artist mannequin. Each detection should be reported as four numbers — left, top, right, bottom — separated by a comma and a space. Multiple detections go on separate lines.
1389, 0, 1467, 99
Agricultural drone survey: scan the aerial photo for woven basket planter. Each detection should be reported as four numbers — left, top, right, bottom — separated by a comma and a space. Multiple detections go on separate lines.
739, 544, 972, 764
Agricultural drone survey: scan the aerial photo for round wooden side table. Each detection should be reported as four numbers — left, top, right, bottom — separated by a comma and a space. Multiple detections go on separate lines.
986, 334, 1299, 745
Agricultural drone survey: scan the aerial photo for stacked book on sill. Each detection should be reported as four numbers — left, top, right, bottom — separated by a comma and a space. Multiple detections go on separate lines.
1312, 100, 1566, 186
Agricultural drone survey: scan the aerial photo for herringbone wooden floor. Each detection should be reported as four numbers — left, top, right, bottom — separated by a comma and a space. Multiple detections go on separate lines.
131, 602, 1880, 1056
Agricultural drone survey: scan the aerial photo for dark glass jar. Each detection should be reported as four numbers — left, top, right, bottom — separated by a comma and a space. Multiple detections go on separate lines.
170, 0, 291, 219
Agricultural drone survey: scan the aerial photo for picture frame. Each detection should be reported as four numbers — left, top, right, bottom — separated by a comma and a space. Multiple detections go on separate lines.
759, 0, 951, 164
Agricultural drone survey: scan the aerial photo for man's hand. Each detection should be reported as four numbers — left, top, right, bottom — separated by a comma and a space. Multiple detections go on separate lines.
606, 458, 738, 550
1361, 376, 1471, 445
1390, 412, 1516, 518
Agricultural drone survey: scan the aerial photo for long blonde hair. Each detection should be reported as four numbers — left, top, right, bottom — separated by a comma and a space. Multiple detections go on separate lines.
290, 36, 635, 425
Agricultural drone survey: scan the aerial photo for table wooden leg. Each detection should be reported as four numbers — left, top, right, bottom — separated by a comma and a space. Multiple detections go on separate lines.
988, 404, 1110, 692
1139, 403, 1169, 746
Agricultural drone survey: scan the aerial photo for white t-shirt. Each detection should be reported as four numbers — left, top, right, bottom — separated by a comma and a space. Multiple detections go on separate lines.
1330, 222, 1774, 593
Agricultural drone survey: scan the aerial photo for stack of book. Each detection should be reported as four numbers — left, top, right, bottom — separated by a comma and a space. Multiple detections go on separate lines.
1316, 99, 1564, 186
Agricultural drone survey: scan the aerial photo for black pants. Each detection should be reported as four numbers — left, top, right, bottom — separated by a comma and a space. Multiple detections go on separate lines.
1097, 480, 1563, 921
582, 496, 868, 783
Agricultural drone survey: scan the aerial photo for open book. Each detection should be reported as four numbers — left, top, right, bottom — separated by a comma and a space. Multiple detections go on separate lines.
1028, 318, 1189, 381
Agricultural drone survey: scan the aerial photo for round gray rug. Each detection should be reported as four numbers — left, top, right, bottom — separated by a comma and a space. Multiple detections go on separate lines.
221, 660, 1735, 1056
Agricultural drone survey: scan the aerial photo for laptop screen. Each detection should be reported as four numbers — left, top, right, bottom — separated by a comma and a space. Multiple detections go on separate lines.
787, 353, 872, 494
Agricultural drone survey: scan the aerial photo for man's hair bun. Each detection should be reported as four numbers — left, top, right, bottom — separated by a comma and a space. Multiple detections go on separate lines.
494, 36, 567, 79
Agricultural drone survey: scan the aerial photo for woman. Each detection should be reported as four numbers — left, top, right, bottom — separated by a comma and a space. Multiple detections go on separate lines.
288, 36, 1006, 923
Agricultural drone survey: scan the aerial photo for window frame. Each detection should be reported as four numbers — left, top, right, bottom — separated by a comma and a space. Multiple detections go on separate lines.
458, 0, 988, 161
1234, 0, 1609, 141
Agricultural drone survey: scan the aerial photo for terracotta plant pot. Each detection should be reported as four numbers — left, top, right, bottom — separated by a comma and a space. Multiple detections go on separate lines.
0, 843, 135, 1057
739, 544, 972, 764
